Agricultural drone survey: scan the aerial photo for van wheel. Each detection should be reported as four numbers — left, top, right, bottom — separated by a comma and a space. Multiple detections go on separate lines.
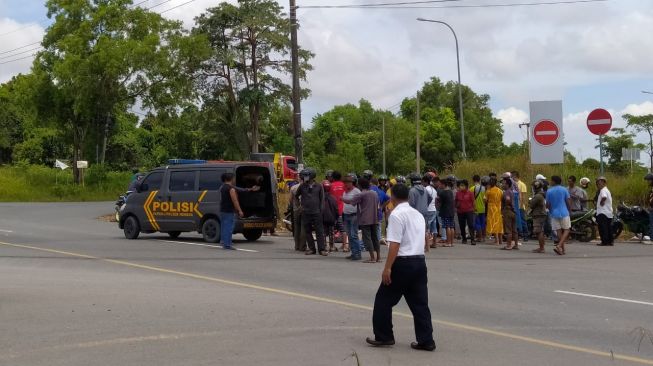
202, 218, 221, 243
167, 231, 181, 239
123, 216, 141, 240
243, 229, 263, 242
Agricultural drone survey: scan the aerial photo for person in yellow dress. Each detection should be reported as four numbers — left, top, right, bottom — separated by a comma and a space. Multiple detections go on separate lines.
484, 177, 504, 246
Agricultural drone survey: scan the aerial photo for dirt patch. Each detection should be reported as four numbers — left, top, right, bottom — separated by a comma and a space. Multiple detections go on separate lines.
98, 214, 117, 223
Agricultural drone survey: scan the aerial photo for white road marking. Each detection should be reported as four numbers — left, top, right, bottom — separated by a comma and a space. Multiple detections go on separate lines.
0, 229, 13, 233
555, 290, 653, 307
535, 130, 557, 136
158, 239, 259, 253
587, 118, 612, 126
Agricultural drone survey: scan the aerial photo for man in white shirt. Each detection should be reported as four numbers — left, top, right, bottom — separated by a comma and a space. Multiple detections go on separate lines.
595, 177, 614, 246
366, 184, 436, 352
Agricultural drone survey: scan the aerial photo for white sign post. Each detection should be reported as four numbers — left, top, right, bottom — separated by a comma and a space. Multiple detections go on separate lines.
530, 101, 564, 164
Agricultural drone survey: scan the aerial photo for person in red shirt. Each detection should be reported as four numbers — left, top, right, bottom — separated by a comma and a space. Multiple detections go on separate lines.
455, 179, 476, 245
329, 171, 348, 252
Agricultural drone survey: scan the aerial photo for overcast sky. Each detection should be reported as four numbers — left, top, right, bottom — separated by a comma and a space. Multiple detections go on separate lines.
2, 0, 653, 163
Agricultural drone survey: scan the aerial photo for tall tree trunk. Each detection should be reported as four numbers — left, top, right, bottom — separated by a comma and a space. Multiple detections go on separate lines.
249, 38, 259, 153
649, 132, 652, 173
100, 114, 110, 165
72, 124, 80, 185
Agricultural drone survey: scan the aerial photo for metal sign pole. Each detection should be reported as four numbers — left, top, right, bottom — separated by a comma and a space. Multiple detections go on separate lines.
599, 135, 604, 175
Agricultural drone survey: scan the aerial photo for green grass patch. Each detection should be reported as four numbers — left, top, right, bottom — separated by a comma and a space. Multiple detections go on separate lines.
0, 165, 131, 202
449, 155, 649, 206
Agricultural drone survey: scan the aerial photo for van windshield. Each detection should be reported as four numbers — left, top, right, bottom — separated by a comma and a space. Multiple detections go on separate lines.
236, 165, 275, 218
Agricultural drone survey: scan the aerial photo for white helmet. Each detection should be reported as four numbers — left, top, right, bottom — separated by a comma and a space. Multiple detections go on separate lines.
580, 177, 590, 186
535, 174, 546, 181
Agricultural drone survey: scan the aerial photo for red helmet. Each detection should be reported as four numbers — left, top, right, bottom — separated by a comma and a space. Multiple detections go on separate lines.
322, 180, 331, 192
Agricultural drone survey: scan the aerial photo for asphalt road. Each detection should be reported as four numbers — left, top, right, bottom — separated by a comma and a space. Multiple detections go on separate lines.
1, 202, 653, 366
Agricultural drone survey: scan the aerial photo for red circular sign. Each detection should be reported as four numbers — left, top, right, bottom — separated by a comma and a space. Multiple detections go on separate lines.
533, 120, 560, 146
587, 108, 612, 135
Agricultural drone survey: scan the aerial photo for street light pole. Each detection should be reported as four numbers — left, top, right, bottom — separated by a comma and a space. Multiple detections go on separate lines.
417, 18, 466, 159
290, 0, 303, 164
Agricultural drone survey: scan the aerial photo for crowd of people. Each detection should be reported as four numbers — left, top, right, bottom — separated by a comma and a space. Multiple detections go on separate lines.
289, 167, 617, 258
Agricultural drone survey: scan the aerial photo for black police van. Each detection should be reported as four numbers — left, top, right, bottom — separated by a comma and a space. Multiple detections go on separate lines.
118, 161, 277, 243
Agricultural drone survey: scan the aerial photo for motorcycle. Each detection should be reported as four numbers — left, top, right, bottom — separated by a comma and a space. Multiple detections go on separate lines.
114, 191, 132, 222
526, 209, 597, 242
614, 203, 649, 241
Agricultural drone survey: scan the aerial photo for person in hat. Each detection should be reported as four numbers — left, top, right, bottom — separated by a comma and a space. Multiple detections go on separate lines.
595, 177, 614, 246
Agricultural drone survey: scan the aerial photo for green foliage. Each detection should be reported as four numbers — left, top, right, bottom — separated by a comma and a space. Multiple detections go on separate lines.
623, 113, 653, 171
450, 154, 649, 206
598, 128, 645, 174
0, 165, 130, 202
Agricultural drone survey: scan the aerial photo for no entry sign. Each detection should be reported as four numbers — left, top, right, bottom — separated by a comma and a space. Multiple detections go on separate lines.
530, 101, 564, 164
587, 108, 612, 135
533, 119, 560, 146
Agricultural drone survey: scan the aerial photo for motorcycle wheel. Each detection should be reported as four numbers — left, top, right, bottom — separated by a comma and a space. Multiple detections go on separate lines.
576, 222, 596, 243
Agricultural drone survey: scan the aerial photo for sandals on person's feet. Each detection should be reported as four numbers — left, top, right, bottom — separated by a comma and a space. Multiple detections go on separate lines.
363, 259, 376, 263
500, 246, 513, 250
532, 248, 545, 253
342, 245, 350, 253
553, 247, 564, 255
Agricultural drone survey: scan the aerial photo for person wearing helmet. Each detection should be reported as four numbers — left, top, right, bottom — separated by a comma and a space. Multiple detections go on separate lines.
530, 180, 548, 253
370, 177, 390, 246
290, 174, 307, 252
378, 174, 390, 192
395, 175, 407, 185
643, 174, 653, 240
362, 170, 374, 181
325, 170, 335, 183
595, 176, 614, 246
343, 178, 381, 262
295, 168, 328, 256
580, 177, 591, 190
321, 180, 339, 252
567, 175, 588, 212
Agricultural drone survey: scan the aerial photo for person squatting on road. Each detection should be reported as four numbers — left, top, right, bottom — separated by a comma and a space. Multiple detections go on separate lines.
295, 168, 328, 256
366, 183, 436, 352
595, 176, 614, 246
343, 178, 381, 263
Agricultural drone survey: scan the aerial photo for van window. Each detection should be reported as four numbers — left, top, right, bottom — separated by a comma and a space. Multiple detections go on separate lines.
199, 170, 224, 191
141, 172, 163, 192
169, 171, 196, 192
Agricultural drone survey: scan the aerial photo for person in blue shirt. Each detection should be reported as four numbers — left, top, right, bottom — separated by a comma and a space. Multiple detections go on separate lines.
545, 176, 572, 256
371, 177, 390, 244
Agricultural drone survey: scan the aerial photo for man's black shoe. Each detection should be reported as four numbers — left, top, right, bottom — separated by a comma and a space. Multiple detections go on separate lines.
410, 341, 436, 351
366, 337, 395, 347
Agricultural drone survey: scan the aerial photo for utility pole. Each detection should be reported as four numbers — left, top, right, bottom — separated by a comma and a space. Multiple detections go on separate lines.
416, 93, 421, 173
382, 116, 386, 175
290, 0, 303, 164
518, 122, 530, 161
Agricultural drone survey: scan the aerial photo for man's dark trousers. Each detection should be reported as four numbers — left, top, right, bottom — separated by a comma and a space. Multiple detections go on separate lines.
372, 257, 434, 344
293, 209, 306, 251
303, 212, 326, 252
596, 213, 614, 245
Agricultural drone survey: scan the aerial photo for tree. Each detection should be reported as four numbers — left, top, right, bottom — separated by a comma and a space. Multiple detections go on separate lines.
399, 78, 504, 166
623, 113, 653, 172
33, 0, 208, 183
193, 0, 313, 153
598, 128, 644, 174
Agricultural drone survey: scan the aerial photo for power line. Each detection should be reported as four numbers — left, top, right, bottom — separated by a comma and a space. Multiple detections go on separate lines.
0, 46, 43, 61
0, 20, 49, 38
0, 54, 38, 65
0, 0, 199, 65
302, 0, 461, 8
299, 0, 608, 9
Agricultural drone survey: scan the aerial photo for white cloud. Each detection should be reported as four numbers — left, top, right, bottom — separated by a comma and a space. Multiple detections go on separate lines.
496, 107, 528, 126
622, 101, 653, 117
0, 18, 44, 83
